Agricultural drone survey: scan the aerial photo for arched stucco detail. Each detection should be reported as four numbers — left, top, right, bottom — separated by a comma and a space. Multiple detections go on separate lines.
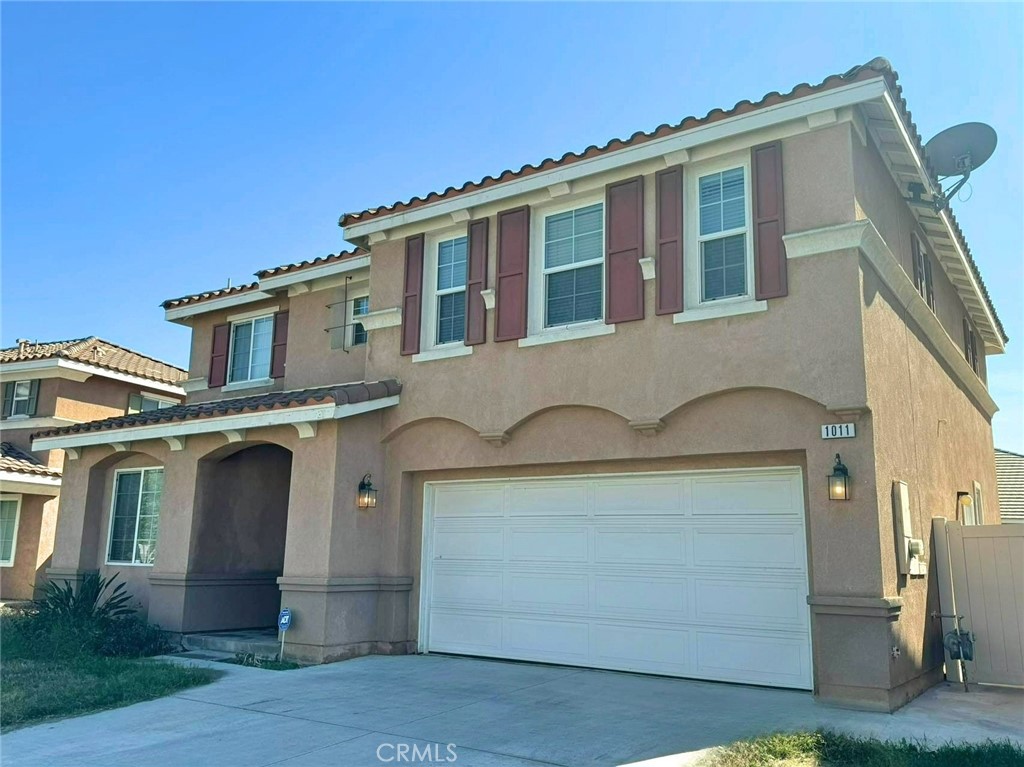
89, 446, 164, 473
505, 404, 632, 437
382, 416, 480, 444
196, 438, 294, 465
659, 386, 831, 425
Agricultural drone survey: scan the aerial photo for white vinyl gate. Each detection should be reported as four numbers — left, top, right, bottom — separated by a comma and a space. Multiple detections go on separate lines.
421, 468, 812, 689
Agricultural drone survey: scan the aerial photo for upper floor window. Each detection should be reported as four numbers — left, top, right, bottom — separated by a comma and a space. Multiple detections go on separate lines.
229, 315, 274, 383
543, 202, 604, 326
912, 235, 935, 311
351, 296, 369, 346
107, 467, 163, 566
0, 496, 20, 566
2, 380, 39, 419
698, 167, 749, 302
963, 318, 979, 374
433, 235, 468, 345
128, 393, 175, 414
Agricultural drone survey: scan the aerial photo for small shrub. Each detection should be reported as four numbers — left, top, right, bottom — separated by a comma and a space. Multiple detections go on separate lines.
98, 616, 170, 658
38, 572, 134, 623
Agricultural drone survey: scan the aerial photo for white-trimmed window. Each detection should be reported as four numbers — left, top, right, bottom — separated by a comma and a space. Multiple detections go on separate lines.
697, 166, 750, 302
11, 380, 34, 417
228, 315, 274, 383
972, 481, 986, 525
424, 233, 468, 348
107, 467, 164, 565
0, 496, 21, 567
542, 201, 604, 327
351, 296, 370, 346
128, 394, 176, 414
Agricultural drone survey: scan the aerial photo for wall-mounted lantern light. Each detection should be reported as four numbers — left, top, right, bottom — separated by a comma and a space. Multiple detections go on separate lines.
956, 491, 973, 523
357, 473, 378, 509
828, 454, 851, 501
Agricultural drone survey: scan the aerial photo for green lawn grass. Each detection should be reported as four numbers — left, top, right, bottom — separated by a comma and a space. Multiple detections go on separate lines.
701, 730, 1024, 767
0, 655, 219, 731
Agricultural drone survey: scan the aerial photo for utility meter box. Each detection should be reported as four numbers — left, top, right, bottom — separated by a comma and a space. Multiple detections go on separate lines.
893, 481, 927, 576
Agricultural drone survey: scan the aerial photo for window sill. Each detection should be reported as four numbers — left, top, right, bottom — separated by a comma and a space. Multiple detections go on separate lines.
412, 345, 473, 363
221, 378, 274, 393
0, 562, 14, 568
673, 299, 767, 324
518, 321, 615, 348
105, 562, 154, 568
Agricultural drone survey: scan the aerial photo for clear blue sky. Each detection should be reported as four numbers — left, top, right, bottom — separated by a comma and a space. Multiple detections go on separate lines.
2, 3, 1021, 450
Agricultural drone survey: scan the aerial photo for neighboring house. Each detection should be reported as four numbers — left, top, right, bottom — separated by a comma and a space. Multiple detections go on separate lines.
996, 449, 1024, 524
34, 58, 1006, 712
0, 338, 186, 599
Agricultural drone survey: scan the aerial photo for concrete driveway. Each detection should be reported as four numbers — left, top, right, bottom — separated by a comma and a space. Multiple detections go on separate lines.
6, 654, 1022, 767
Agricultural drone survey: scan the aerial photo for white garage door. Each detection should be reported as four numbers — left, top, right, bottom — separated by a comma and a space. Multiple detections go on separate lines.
422, 468, 812, 689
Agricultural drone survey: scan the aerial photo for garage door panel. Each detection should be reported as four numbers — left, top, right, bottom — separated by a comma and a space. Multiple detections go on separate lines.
510, 483, 587, 517
692, 527, 804, 570
433, 527, 504, 561
594, 575, 688, 618
429, 611, 503, 654
425, 468, 811, 690
431, 568, 503, 608
593, 479, 684, 515
505, 617, 590, 662
692, 475, 799, 517
508, 527, 588, 562
695, 578, 808, 629
434, 486, 505, 518
696, 631, 810, 688
507, 572, 589, 612
594, 528, 686, 565
591, 623, 692, 674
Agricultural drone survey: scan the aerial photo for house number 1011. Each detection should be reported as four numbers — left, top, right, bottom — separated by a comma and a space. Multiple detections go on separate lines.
821, 423, 856, 439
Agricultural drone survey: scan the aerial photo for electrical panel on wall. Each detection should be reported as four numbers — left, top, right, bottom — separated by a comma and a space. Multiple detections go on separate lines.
893, 481, 927, 576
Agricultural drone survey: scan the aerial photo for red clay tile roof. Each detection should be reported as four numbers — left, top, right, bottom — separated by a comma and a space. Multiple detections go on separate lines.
0, 338, 187, 386
161, 282, 263, 310
336, 56, 1005, 343
255, 247, 368, 279
31, 380, 402, 440
0, 442, 61, 478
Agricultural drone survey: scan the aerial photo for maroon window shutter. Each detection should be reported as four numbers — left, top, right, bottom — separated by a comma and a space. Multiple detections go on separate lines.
465, 217, 489, 345
401, 235, 425, 356
495, 206, 530, 341
605, 176, 645, 324
208, 323, 230, 388
270, 310, 289, 378
655, 166, 684, 315
751, 141, 787, 300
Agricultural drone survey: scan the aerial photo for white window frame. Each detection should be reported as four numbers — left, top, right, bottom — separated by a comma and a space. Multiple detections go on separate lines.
0, 494, 22, 567
972, 480, 985, 526
11, 380, 33, 417
349, 292, 371, 347
105, 466, 164, 567
529, 194, 606, 337
227, 314, 275, 385
685, 153, 757, 312
421, 227, 470, 354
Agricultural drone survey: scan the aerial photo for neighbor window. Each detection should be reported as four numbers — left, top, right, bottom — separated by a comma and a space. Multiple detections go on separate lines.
543, 202, 604, 326
107, 468, 164, 565
351, 296, 369, 346
0, 497, 20, 566
698, 167, 749, 302
127, 394, 175, 414
229, 315, 274, 383
9, 380, 35, 417
435, 236, 467, 345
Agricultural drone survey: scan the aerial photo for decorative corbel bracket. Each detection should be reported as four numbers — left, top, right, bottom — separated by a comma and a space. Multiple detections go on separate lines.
629, 418, 665, 437
480, 431, 510, 447
638, 257, 656, 281
162, 436, 186, 451
480, 288, 496, 311
292, 422, 317, 439
221, 429, 247, 444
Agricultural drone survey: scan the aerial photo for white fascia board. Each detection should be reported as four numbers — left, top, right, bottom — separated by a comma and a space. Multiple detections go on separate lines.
343, 78, 888, 241
879, 90, 1004, 353
163, 289, 276, 323
258, 255, 371, 293
0, 472, 62, 496
32, 395, 400, 451
1, 359, 185, 396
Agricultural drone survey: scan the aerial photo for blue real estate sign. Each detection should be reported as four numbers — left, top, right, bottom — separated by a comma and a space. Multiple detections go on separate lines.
278, 608, 292, 633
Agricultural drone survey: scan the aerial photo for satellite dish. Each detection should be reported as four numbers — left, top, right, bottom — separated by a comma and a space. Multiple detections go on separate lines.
925, 122, 997, 177
908, 122, 997, 212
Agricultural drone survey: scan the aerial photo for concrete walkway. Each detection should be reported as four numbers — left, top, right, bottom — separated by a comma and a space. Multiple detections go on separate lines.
5, 654, 1022, 767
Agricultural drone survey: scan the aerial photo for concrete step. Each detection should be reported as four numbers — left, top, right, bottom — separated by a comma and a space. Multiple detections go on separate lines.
181, 629, 280, 659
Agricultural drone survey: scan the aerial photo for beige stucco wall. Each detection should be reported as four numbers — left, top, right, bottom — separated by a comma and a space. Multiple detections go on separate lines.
0, 493, 58, 600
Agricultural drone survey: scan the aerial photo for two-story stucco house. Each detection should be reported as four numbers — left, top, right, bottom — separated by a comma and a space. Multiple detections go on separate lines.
0, 337, 186, 600
34, 58, 1006, 712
